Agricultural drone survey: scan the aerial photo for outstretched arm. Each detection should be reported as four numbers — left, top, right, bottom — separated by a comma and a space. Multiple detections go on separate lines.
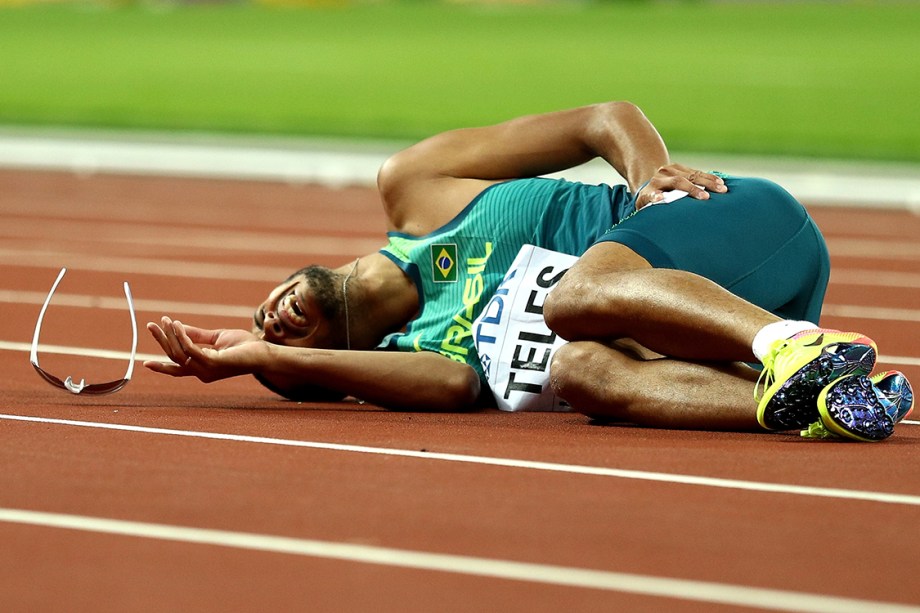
378, 101, 681, 233
144, 318, 481, 411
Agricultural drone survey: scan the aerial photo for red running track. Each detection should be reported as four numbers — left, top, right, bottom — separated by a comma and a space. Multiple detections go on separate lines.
0, 170, 918, 613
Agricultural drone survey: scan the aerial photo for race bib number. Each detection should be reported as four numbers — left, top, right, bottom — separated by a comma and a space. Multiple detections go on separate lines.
473, 245, 576, 412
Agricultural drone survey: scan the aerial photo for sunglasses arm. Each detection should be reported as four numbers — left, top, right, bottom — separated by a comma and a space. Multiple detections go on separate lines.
123, 280, 138, 381
29, 267, 67, 370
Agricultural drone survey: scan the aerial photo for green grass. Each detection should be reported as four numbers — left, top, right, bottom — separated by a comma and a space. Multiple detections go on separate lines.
1, 1, 918, 162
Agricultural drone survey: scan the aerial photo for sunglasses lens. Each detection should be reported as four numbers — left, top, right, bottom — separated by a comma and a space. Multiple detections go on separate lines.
31, 268, 137, 396
32, 364, 66, 389
32, 364, 127, 395
84, 379, 130, 395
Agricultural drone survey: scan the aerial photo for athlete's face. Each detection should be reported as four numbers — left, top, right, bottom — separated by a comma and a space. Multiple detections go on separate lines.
253, 266, 343, 348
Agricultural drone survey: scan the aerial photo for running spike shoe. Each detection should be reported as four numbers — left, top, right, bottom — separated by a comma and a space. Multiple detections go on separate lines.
870, 370, 914, 423
756, 329, 877, 431
801, 372, 910, 441
810, 375, 895, 441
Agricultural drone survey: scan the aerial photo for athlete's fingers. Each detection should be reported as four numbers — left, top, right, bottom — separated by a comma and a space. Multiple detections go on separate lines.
685, 180, 711, 200
652, 164, 726, 197
635, 187, 667, 210
159, 316, 191, 365
637, 164, 728, 209
172, 321, 208, 364
180, 324, 223, 346
687, 170, 727, 195
142, 360, 185, 377
646, 173, 709, 201
146, 321, 177, 358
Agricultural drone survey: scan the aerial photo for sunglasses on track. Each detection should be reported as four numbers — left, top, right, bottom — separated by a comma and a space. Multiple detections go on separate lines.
30, 268, 138, 395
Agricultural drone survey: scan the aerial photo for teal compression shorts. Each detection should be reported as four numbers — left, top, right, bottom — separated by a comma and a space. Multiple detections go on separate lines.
594, 175, 830, 324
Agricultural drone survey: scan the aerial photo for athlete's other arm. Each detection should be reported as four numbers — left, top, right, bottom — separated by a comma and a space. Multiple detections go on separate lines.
144, 318, 481, 411
376, 101, 725, 234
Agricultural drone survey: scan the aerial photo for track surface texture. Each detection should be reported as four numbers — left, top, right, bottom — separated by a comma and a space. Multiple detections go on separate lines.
1, 169, 918, 613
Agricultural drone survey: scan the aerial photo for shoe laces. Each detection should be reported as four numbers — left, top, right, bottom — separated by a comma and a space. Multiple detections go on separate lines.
754, 338, 789, 401
800, 421, 840, 440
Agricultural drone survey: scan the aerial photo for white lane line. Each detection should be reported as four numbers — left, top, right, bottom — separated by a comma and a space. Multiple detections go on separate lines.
2, 130, 920, 210
5, 336, 918, 380
4, 338, 918, 428
3, 249, 920, 290
0, 250, 294, 281
5, 220, 918, 262
1, 509, 918, 613
0, 289, 253, 318
0, 340, 162, 363
4, 338, 919, 429
826, 238, 920, 260
822, 304, 920, 323
831, 269, 920, 289
1, 414, 918, 506
0, 133, 389, 186
8, 287, 920, 327
0, 218, 383, 257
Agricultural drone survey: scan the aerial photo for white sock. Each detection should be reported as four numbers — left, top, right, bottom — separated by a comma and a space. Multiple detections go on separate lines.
752, 320, 818, 363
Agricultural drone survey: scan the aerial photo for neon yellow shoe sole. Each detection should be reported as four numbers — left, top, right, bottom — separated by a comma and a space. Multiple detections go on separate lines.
756, 329, 877, 431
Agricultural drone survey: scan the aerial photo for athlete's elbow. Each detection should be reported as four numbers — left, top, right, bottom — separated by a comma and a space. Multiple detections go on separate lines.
595, 100, 645, 123
422, 365, 480, 411
440, 365, 481, 410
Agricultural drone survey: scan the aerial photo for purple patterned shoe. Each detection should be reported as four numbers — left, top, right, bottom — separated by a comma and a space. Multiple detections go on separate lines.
807, 375, 896, 442
870, 370, 914, 423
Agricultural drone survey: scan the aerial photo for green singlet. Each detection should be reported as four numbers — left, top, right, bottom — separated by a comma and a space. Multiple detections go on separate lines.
379, 173, 830, 385
378, 177, 631, 380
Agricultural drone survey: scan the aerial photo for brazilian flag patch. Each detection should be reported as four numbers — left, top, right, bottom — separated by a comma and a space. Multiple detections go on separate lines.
431, 243, 458, 283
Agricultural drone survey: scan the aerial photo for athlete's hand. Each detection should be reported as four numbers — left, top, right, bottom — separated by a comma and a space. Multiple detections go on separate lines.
635, 164, 727, 210
144, 316, 270, 383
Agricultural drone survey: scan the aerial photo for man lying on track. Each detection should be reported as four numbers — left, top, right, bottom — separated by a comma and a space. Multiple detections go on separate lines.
145, 101, 913, 442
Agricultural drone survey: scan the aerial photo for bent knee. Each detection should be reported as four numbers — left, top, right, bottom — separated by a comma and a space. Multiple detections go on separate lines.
544, 274, 598, 338
549, 342, 595, 398
551, 341, 639, 419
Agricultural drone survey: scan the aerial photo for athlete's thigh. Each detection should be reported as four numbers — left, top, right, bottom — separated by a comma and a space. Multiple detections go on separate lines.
564, 240, 652, 280
593, 176, 820, 309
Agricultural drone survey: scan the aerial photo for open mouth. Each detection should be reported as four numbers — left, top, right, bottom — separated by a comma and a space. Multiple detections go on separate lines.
278, 291, 308, 329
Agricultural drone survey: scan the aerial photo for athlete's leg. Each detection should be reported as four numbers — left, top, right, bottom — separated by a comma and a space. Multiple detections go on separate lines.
550, 340, 762, 430
543, 241, 779, 362
545, 176, 829, 362
542, 175, 896, 438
